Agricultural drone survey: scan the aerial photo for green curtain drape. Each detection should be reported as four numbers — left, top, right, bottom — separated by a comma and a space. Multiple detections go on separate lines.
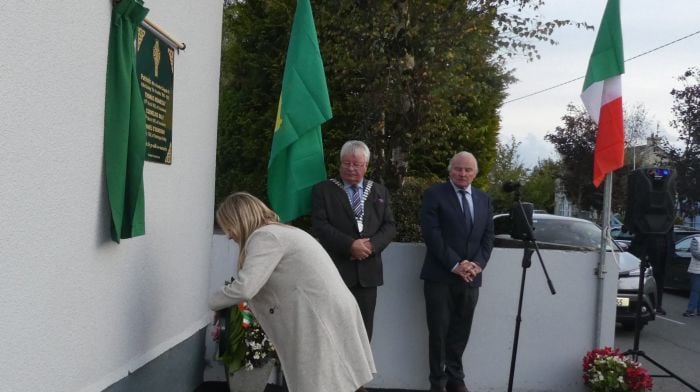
104, 0, 149, 243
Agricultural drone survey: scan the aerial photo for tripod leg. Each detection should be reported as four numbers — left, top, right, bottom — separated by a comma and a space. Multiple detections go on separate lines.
625, 236, 700, 391
507, 248, 533, 392
638, 352, 700, 392
631, 260, 648, 356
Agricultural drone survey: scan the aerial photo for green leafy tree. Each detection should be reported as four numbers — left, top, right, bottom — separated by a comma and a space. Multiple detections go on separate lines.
216, 0, 588, 237
545, 104, 657, 215
216, 1, 291, 205
488, 136, 527, 213
521, 158, 559, 212
665, 68, 700, 208
545, 104, 601, 211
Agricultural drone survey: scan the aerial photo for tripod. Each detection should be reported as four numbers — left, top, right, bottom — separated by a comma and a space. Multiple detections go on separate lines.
624, 235, 699, 391
506, 190, 556, 392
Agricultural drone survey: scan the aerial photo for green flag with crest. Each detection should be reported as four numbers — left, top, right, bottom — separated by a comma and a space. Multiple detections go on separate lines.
267, 0, 332, 222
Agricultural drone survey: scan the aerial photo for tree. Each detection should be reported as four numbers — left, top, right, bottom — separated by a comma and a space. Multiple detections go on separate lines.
522, 158, 559, 212
544, 104, 646, 213
665, 67, 700, 207
545, 104, 600, 211
624, 103, 658, 170
624, 103, 652, 148
216, 1, 291, 204
487, 136, 527, 213
215, 0, 588, 236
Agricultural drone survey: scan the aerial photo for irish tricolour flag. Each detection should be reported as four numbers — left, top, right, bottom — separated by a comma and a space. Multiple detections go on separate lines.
581, 0, 625, 188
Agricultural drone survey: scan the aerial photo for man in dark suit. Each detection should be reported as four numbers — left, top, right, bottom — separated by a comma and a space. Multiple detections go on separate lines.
420, 151, 494, 392
311, 140, 397, 341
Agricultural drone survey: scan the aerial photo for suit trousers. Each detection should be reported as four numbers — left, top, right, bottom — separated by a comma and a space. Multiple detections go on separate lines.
424, 279, 479, 388
349, 285, 377, 341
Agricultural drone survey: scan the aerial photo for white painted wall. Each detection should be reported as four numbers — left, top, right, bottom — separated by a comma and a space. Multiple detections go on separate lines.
0, 2, 223, 391
208, 238, 619, 391
370, 243, 618, 392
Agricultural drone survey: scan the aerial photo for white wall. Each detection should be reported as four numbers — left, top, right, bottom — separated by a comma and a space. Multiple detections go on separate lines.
0, 2, 223, 391
370, 243, 619, 392
208, 238, 619, 391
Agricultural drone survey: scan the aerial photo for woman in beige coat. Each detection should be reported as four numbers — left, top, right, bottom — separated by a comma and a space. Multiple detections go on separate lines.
208, 192, 375, 392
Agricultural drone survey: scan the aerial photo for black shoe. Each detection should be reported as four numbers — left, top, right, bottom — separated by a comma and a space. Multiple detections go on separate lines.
446, 382, 469, 392
655, 308, 667, 315
682, 311, 696, 317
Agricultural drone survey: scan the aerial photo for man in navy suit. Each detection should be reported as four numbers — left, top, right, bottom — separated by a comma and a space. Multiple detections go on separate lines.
420, 151, 494, 392
311, 140, 396, 341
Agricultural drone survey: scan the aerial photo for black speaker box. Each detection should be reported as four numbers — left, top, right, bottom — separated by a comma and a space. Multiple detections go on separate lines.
511, 202, 534, 241
624, 168, 676, 235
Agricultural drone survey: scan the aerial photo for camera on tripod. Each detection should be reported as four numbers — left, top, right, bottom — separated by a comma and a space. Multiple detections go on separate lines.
502, 181, 534, 241
500, 180, 555, 391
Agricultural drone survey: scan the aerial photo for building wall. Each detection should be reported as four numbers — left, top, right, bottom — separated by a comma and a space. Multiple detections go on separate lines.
208, 237, 619, 391
0, 2, 223, 391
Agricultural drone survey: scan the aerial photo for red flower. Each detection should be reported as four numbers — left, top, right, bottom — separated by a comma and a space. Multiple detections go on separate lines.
624, 364, 653, 392
582, 347, 653, 392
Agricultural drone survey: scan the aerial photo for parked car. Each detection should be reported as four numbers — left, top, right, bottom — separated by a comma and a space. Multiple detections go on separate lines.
671, 226, 700, 243
611, 223, 700, 243
611, 225, 700, 291
664, 234, 700, 291
493, 213, 657, 330
610, 214, 623, 233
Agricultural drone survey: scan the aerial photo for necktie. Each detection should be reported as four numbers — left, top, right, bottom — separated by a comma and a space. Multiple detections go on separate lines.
459, 189, 473, 225
351, 185, 363, 219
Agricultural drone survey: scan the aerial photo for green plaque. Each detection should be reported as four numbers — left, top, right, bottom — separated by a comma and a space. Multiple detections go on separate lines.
136, 25, 175, 164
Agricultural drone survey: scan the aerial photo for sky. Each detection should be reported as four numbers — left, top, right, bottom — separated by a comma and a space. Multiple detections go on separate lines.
499, 0, 700, 168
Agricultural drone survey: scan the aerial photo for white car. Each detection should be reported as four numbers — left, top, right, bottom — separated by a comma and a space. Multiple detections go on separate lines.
493, 213, 658, 330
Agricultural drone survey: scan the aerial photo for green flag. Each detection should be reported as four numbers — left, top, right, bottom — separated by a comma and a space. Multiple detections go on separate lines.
268, 0, 332, 223
104, 0, 149, 243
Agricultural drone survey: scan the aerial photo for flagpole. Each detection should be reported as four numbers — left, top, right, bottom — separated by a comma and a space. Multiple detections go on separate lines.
595, 172, 613, 347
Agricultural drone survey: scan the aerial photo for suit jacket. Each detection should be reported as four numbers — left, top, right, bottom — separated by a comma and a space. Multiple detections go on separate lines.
208, 225, 375, 392
311, 179, 397, 288
420, 181, 494, 286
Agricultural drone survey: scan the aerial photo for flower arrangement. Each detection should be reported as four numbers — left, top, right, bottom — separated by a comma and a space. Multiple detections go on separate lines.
582, 347, 653, 392
211, 281, 276, 373
237, 303, 276, 370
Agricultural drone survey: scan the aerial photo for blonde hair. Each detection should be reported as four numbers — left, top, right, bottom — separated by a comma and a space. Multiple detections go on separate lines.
216, 192, 280, 268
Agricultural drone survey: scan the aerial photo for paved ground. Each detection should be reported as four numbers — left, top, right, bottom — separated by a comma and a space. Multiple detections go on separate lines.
615, 291, 700, 392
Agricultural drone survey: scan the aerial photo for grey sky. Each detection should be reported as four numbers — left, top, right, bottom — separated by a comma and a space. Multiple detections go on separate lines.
499, 0, 700, 168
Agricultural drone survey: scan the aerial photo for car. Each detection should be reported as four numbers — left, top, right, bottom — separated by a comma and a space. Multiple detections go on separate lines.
664, 234, 700, 291
611, 223, 700, 243
610, 225, 700, 291
610, 214, 623, 233
671, 226, 700, 243
494, 213, 657, 330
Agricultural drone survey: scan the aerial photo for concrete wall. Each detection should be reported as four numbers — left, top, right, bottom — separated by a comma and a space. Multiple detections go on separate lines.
208, 237, 619, 391
0, 2, 223, 391
370, 243, 618, 392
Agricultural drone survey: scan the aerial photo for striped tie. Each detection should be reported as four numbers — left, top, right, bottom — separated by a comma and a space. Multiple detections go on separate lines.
459, 189, 473, 226
351, 185, 363, 219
